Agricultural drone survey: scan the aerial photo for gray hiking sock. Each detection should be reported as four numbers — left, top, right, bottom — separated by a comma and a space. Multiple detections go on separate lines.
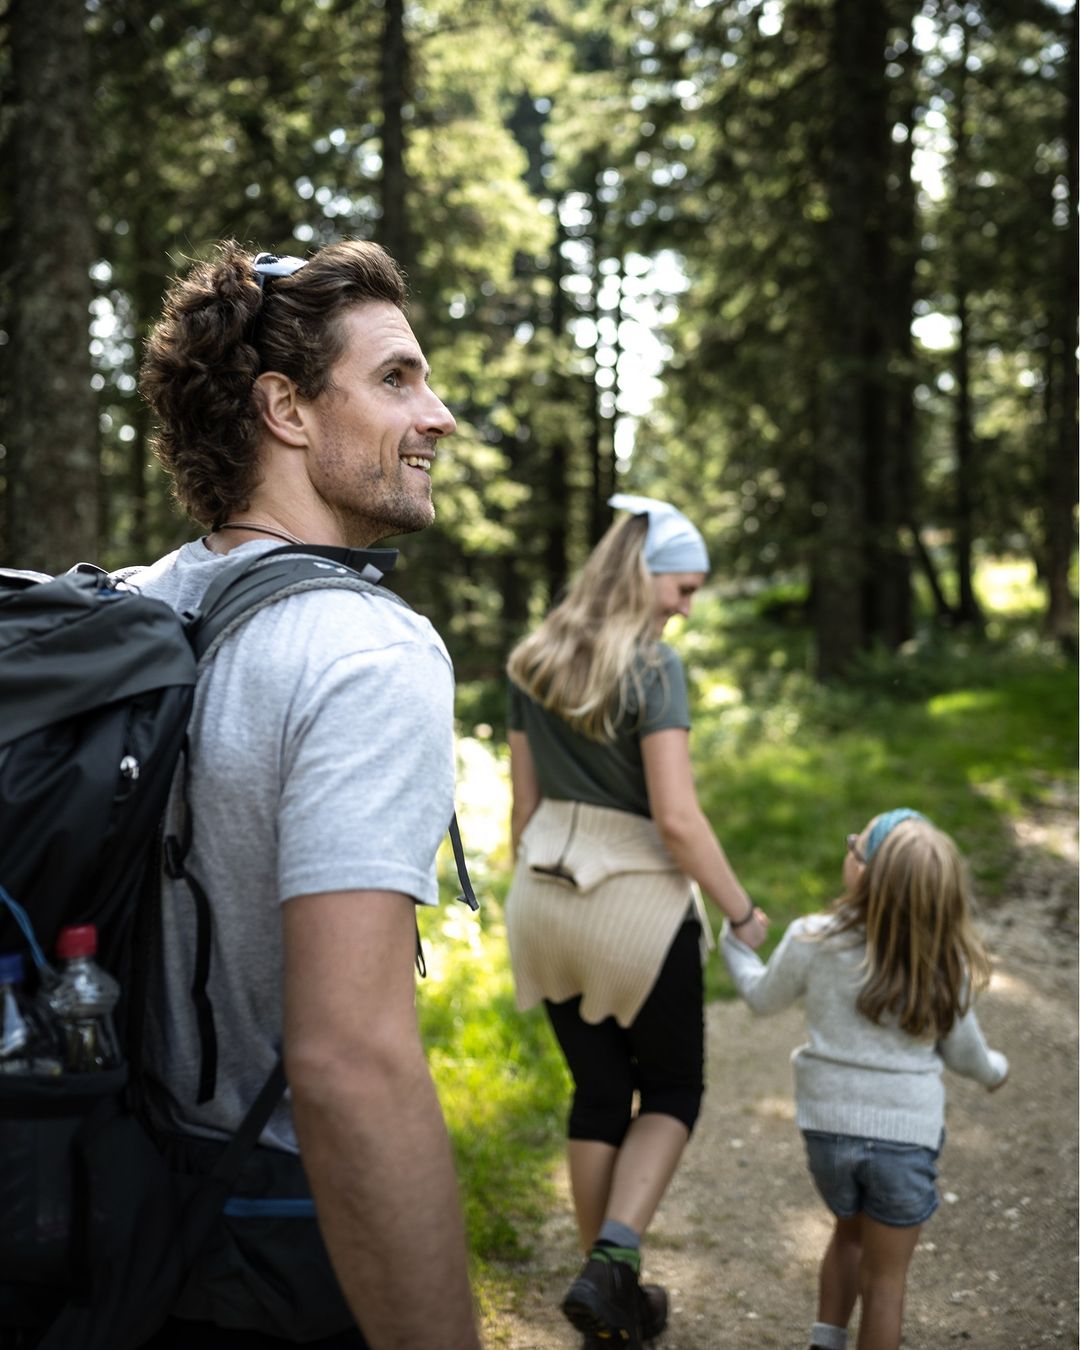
810, 1322, 847, 1350
597, 1219, 641, 1251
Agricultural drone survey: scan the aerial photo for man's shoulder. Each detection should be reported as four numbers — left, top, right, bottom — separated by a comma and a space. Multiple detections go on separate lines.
251, 582, 451, 667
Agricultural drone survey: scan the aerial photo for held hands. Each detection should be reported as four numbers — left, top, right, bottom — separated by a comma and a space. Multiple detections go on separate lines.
729, 904, 769, 950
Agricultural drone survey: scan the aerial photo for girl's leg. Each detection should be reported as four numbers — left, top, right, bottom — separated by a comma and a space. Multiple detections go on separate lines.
855, 1217, 922, 1350
818, 1214, 862, 1329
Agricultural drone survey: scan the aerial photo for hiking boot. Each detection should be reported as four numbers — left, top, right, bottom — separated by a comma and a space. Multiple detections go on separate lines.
639, 1283, 668, 1340
562, 1249, 643, 1347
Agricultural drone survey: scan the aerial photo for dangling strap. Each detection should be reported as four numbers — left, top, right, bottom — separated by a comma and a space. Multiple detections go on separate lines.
414, 918, 427, 979
209, 1055, 288, 1186
449, 814, 479, 911
163, 742, 218, 1105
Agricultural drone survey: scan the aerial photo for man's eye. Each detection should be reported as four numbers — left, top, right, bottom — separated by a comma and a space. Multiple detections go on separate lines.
383, 370, 400, 387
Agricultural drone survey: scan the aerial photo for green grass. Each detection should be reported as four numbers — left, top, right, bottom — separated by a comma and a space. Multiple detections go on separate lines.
419, 558, 1077, 1314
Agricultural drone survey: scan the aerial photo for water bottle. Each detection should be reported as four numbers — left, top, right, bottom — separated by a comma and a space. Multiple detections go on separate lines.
0, 952, 62, 1075
46, 925, 121, 1073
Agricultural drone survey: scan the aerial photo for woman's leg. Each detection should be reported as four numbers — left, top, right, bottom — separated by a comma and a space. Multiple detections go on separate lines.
607, 919, 704, 1235
855, 1216, 921, 1350
544, 996, 636, 1249
817, 1214, 862, 1329
568, 1139, 619, 1250
603, 1111, 690, 1236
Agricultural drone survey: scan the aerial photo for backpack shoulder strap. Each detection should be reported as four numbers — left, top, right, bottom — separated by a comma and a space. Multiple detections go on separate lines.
188, 544, 406, 663
168, 543, 477, 1102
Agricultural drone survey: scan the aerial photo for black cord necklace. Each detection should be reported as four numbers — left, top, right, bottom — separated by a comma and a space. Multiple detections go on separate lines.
213, 521, 306, 546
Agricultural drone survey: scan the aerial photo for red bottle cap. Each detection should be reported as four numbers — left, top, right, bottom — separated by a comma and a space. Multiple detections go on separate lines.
56, 925, 98, 960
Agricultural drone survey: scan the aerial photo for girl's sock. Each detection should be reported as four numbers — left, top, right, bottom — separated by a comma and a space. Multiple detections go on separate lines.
809, 1322, 847, 1350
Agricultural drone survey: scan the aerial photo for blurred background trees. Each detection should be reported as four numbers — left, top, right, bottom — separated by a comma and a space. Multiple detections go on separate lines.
0, 0, 1075, 677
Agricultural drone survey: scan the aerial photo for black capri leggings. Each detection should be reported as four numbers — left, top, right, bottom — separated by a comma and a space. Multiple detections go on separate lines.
544, 918, 705, 1147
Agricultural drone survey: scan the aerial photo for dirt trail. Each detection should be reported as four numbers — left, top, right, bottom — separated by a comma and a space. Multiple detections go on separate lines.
481, 791, 1078, 1349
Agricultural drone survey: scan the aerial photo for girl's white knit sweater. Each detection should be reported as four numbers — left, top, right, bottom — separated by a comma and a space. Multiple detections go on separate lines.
721, 914, 1008, 1149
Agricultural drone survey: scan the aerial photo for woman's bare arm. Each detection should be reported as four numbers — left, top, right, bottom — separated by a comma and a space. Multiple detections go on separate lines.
508, 730, 541, 858
642, 727, 768, 949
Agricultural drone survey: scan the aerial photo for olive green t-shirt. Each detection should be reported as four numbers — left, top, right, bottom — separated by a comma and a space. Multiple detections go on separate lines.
507, 643, 691, 818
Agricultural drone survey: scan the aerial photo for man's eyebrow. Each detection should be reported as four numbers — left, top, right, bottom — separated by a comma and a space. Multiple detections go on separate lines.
375, 350, 431, 379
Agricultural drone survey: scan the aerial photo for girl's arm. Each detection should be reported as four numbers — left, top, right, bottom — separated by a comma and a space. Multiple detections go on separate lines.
720, 920, 810, 1015
641, 727, 767, 949
508, 730, 541, 859
938, 1005, 1009, 1088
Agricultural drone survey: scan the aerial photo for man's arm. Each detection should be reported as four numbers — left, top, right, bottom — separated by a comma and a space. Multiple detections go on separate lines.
283, 888, 481, 1350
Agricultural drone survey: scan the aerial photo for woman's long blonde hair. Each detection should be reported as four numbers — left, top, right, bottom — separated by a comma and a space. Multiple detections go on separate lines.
506, 514, 661, 740
827, 819, 991, 1039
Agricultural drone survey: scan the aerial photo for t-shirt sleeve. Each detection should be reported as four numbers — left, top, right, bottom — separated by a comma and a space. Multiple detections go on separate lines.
276, 637, 456, 907
639, 644, 692, 736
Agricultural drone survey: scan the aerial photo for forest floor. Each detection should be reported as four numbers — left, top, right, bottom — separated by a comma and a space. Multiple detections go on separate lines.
480, 783, 1079, 1350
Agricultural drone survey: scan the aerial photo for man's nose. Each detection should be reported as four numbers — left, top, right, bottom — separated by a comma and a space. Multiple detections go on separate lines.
419, 388, 456, 438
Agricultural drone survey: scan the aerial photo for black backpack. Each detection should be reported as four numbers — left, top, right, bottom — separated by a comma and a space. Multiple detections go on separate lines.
0, 544, 477, 1350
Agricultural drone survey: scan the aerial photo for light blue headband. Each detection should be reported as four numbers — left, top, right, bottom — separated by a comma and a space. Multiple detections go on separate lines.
865, 808, 929, 861
608, 493, 710, 575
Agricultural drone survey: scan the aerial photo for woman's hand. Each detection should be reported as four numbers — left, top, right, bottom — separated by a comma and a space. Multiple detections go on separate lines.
731, 907, 769, 950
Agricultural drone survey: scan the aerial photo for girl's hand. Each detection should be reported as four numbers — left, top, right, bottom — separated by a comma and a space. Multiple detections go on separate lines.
734, 907, 769, 950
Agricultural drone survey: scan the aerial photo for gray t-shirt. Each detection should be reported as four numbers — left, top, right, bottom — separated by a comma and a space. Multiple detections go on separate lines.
507, 643, 691, 817
136, 539, 456, 1150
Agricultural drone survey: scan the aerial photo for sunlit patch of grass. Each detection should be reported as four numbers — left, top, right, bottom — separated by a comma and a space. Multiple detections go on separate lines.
418, 897, 568, 1299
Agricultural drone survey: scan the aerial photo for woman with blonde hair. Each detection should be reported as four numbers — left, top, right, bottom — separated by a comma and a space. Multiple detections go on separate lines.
722, 809, 1009, 1350
505, 494, 768, 1347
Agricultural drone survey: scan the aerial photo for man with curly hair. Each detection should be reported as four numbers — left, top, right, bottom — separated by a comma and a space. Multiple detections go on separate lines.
134, 240, 480, 1350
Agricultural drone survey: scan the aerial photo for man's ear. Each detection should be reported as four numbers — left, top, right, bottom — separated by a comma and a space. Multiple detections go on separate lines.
255, 371, 310, 448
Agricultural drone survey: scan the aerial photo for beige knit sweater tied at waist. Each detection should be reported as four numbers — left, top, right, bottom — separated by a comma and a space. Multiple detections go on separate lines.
506, 798, 713, 1027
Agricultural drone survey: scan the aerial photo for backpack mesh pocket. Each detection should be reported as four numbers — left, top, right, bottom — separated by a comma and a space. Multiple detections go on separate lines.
0, 1067, 127, 1287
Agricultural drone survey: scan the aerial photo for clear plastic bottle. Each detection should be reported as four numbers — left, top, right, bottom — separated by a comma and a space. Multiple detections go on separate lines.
0, 951, 63, 1075
46, 925, 122, 1073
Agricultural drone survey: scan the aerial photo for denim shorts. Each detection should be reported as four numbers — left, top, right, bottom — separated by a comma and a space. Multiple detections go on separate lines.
802, 1130, 942, 1227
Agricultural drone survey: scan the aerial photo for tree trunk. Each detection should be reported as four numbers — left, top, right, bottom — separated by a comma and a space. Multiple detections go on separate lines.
545, 199, 570, 604
878, 7, 921, 645
1042, 1, 1079, 642
379, 0, 414, 280
587, 177, 605, 547
952, 295, 982, 626
908, 522, 955, 623
6, 0, 97, 571
952, 23, 983, 628
813, 0, 873, 679
859, 0, 906, 650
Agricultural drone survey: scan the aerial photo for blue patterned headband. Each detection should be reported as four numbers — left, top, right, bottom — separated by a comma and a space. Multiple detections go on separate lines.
608, 493, 710, 574
865, 808, 929, 861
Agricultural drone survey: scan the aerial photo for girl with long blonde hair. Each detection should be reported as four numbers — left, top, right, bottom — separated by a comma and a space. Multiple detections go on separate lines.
506, 495, 767, 1348
722, 810, 1009, 1350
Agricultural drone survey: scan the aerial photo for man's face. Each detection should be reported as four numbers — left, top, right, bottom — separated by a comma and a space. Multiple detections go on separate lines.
304, 302, 456, 544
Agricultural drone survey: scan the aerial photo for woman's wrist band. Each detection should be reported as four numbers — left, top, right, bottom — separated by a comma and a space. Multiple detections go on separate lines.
729, 902, 756, 929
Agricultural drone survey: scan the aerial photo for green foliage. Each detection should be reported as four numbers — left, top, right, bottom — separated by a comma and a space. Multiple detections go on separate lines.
417, 914, 569, 1272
